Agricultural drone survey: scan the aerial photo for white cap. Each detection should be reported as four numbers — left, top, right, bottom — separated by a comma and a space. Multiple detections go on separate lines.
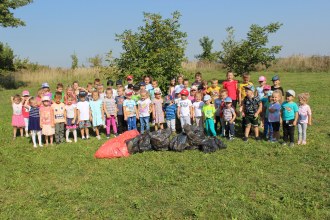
286, 89, 296, 97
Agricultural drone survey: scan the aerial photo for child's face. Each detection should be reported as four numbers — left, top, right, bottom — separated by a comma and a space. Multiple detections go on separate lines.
30, 100, 37, 107
140, 85, 146, 90
106, 90, 113, 98
94, 82, 100, 88
127, 78, 133, 84
181, 95, 187, 100
80, 96, 86, 102
116, 85, 122, 90
43, 100, 50, 106
43, 88, 49, 93
195, 75, 201, 82
259, 81, 266, 86
98, 87, 104, 93
73, 83, 79, 90
243, 75, 250, 83
176, 93, 181, 98
264, 90, 269, 96
67, 99, 72, 105
225, 102, 232, 108
286, 95, 294, 102
155, 93, 161, 99
195, 95, 202, 102
38, 90, 44, 97
55, 96, 61, 104
67, 88, 73, 95
272, 93, 279, 103
227, 72, 234, 80
144, 77, 150, 84
23, 95, 29, 101
126, 94, 132, 100
203, 84, 208, 89
87, 85, 93, 92
273, 80, 280, 86
220, 92, 227, 99
152, 81, 158, 88
170, 79, 176, 85
141, 93, 147, 100
190, 90, 196, 96
14, 97, 21, 104
117, 89, 123, 96
178, 77, 183, 84
205, 99, 211, 105
57, 87, 63, 93
246, 89, 254, 98
134, 89, 140, 95
183, 81, 189, 88
92, 93, 99, 101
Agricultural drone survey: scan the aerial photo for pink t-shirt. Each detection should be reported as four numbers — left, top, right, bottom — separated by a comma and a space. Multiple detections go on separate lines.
298, 104, 312, 124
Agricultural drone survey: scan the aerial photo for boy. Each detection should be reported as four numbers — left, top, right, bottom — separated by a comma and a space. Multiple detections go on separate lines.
281, 90, 298, 147
137, 90, 152, 134
242, 85, 262, 141
177, 89, 193, 132
223, 97, 236, 140
144, 76, 153, 91
202, 95, 216, 136
125, 75, 134, 89
116, 80, 123, 90
52, 83, 64, 102
239, 72, 254, 133
192, 72, 203, 87
207, 79, 221, 99
222, 71, 238, 109
77, 91, 91, 139
107, 79, 118, 97
73, 81, 80, 97
183, 79, 190, 92
164, 95, 177, 134
192, 92, 204, 128
97, 84, 105, 100
261, 90, 273, 140
271, 75, 284, 102
94, 78, 101, 91
218, 89, 228, 136
52, 92, 66, 144
123, 89, 139, 131
86, 82, 93, 102
115, 87, 126, 134
132, 84, 141, 102
139, 81, 146, 91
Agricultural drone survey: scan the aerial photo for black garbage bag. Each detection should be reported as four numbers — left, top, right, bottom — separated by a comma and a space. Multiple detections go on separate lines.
169, 133, 190, 152
137, 132, 153, 153
184, 124, 206, 146
125, 136, 141, 154
150, 129, 171, 151
200, 137, 227, 153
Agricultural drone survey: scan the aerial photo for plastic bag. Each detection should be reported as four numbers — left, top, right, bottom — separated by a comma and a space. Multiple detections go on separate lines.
150, 129, 171, 151
169, 134, 190, 152
125, 136, 140, 154
184, 124, 206, 146
137, 132, 152, 153
200, 137, 226, 153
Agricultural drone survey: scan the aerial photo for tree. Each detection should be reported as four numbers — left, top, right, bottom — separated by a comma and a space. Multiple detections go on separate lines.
70, 53, 78, 69
0, 42, 15, 72
0, 0, 33, 27
88, 54, 103, 68
219, 22, 283, 76
115, 11, 187, 91
195, 36, 219, 62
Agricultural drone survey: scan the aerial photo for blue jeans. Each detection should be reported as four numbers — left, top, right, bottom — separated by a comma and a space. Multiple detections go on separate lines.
140, 116, 150, 134
127, 116, 137, 131
264, 117, 273, 138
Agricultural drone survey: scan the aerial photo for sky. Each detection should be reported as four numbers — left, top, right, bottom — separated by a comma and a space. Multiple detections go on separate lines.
1, 0, 329, 67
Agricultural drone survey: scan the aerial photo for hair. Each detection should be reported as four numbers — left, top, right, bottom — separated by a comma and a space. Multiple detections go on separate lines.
242, 72, 250, 77
226, 70, 233, 75
92, 90, 99, 96
140, 89, 148, 96
177, 75, 183, 80
67, 96, 74, 101
66, 85, 73, 92
87, 82, 93, 87
144, 75, 152, 82
37, 88, 44, 97
13, 94, 21, 101
220, 89, 228, 94
183, 78, 189, 83
152, 80, 158, 84
195, 72, 202, 78
57, 83, 64, 89
211, 78, 218, 83
97, 84, 104, 88
117, 87, 124, 92
298, 93, 310, 102
94, 78, 101, 83
106, 88, 113, 93
202, 80, 208, 86
29, 97, 36, 104
55, 91, 62, 97
73, 81, 79, 85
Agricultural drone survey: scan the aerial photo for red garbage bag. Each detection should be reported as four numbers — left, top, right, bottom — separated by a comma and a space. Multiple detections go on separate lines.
94, 130, 140, 159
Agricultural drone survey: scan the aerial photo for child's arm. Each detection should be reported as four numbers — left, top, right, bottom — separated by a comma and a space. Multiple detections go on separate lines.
77, 108, 81, 122
123, 106, 127, 121
89, 106, 93, 122
135, 106, 139, 120
293, 111, 298, 126
177, 106, 181, 118
152, 103, 156, 119
101, 103, 105, 122
10, 96, 14, 104
103, 102, 109, 118
191, 105, 194, 120
231, 109, 236, 123
64, 108, 67, 124
51, 109, 55, 127
255, 102, 263, 118
39, 111, 43, 128
241, 104, 246, 117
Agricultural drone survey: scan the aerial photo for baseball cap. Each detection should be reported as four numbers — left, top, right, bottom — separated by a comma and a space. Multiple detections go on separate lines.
180, 89, 189, 96
127, 75, 133, 80
41, 82, 50, 88
154, 88, 162, 95
286, 89, 295, 97
127, 84, 134, 89
79, 91, 87, 97
258, 76, 266, 82
224, 97, 232, 103
175, 86, 182, 94
204, 94, 211, 101
42, 96, 50, 101
244, 85, 255, 92
139, 81, 146, 86
125, 89, 133, 96
272, 75, 280, 81
133, 84, 140, 91
263, 85, 271, 90
107, 80, 114, 86
22, 90, 30, 96
197, 84, 203, 91
116, 80, 123, 86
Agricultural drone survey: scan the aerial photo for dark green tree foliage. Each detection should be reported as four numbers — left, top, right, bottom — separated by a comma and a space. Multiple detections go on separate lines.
116, 11, 187, 91
0, 0, 33, 27
219, 22, 282, 76
70, 53, 78, 69
0, 42, 15, 72
195, 36, 219, 62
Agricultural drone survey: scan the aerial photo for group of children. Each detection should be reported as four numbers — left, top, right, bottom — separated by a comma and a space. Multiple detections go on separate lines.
11, 72, 312, 148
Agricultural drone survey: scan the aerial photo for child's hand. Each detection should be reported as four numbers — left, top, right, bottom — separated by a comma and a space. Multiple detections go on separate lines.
293, 121, 297, 126
254, 113, 258, 118
136, 115, 139, 120
241, 112, 245, 117
214, 119, 216, 123
106, 113, 110, 118
124, 116, 127, 121
72, 119, 75, 124
308, 122, 312, 126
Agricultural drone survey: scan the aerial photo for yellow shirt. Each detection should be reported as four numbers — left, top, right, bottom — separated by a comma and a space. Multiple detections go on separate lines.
239, 82, 253, 100
207, 86, 221, 97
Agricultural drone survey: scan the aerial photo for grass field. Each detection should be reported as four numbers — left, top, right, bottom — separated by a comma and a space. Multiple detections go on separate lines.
0, 71, 329, 219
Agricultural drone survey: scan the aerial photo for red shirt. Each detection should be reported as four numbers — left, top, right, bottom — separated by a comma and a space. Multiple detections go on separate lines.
222, 80, 238, 100
22, 105, 29, 118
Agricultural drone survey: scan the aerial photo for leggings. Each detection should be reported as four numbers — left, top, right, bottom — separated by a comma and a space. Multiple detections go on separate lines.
205, 118, 216, 136
298, 123, 308, 142
106, 116, 117, 135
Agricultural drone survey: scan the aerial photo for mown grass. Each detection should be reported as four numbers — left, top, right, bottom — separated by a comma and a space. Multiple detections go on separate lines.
0, 72, 329, 219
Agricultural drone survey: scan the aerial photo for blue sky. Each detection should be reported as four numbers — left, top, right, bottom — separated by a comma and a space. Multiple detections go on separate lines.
1, 0, 329, 67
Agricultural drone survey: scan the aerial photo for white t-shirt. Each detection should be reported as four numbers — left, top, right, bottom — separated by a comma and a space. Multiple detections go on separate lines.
174, 98, 181, 105
193, 101, 204, 117
137, 98, 152, 117
178, 99, 192, 117
65, 104, 76, 119
112, 89, 118, 98
77, 101, 90, 120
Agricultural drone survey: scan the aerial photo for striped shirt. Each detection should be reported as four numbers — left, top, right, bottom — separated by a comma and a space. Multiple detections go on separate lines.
103, 97, 117, 115
29, 106, 40, 118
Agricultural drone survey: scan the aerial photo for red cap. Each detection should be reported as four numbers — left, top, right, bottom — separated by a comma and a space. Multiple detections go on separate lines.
263, 85, 271, 90
180, 89, 189, 96
127, 75, 133, 80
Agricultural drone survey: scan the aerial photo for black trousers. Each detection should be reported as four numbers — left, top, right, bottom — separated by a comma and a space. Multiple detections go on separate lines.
117, 115, 127, 134
283, 120, 295, 143
225, 121, 235, 137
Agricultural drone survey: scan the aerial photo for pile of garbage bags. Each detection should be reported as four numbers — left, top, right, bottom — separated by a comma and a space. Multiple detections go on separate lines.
126, 125, 226, 154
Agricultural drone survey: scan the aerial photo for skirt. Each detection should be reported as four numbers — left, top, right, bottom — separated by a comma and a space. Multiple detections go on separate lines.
66, 118, 77, 129
12, 115, 25, 127
28, 117, 41, 131
42, 125, 55, 135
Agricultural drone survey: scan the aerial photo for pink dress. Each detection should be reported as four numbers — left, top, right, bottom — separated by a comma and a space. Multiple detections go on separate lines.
152, 98, 165, 123
40, 106, 55, 135
12, 103, 25, 127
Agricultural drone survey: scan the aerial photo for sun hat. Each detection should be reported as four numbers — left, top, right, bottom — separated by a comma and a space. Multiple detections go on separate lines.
286, 89, 295, 97
203, 94, 211, 101
224, 97, 232, 103
244, 85, 255, 92
41, 82, 50, 88
258, 76, 266, 82
263, 85, 271, 90
42, 96, 50, 101
127, 75, 133, 80
154, 88, 162, 95
272, 75, 280, 81
22, 90, 30, 96
180, 89, 189, 96
175, 86, 182, 94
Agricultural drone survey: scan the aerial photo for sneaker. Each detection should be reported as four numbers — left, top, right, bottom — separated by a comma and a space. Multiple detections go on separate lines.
82, 136, 86, 140
26, 134, 29, 138
242, 137, 248, 142
66, 139, 72, 143
86, 136, 90, 139
33, 145, 37, 148
302, 141, 307, 145
255, 136, 261, 141
96, 135, 101, 140
270, 138, 278, 143
289, 142, 295, 147
106, 134, 110, 139
282, 142, 287, 146
39, 144, 43, 147
297, 140, 302, 145
228, 137, 234, 141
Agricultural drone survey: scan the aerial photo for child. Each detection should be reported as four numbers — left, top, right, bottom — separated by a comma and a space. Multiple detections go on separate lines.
107, 79, 118, 97
22, 90, 30, 137
11, 94, 25, 139
281, 90, 298, 147
42, 82, 52, 101
297, 93, 312, 145
116, 80, 123, 90
94, 78, 101, 90
271, 75, 284, 102
149, 80, 159, 101
52, 83, 65, 102
64, 97, 77, 143
262, 90, 274, 140
64, 85, 77, 105
86, 82, 94, 102
201, 80, 208, 95
242, 85, 262, 142
177, 89, 193, 132
174, 75, 184, 92
174, 87, 182, 104
164, 95, 177, 134
207, 79, 221, 99
255, 76, 267, 99
174, 87, 182, 133
222, 71, 238, 109
192, 72, 202, 87
223, 97, 236, 140
137, 90, 152, 133
73, 81, 80, 97
52, 92, 66, 144
77, 91, 91, 139
152, 88, 165, 130
132, 84, 141, 102
239, 73, 254, 133
144, 75, 153, 91
192, 92, 204, 128
123, 89, 139, 131
268, 91, 281, 143
103, 88, 118, 138
168, 78, 176, 98
27, 97, 42, 147
218, 89, 228, 136
115, 87, 126, 134
183, 79, 190, 92
97, 84, 105, 101
202, 95, 216, 136
139, 82, 146, 91
189, 85, 197, 103
36, 88, 44, 107
40, 96, 55, 145
89, 91, 104, 140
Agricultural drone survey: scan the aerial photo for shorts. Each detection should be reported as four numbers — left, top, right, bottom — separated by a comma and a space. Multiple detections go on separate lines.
271, 122, 280, 132
79, 120, 91, 129
245, 115, 259, 127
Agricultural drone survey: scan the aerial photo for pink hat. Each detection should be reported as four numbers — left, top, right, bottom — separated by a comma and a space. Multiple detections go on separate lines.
263, 85, 271, 90
258, 76, 266, 82
22, 90, 30, 96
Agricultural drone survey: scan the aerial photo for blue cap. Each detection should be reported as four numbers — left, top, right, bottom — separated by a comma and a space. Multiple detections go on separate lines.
79, 91, 87, 97
41, 82, 50, 88
204, 95, 211, 101
224, 97, 232, 102
139, 81, 146, 86
272, 75, 280, 81
244, 85, 255, 92
116, 80, 122, 85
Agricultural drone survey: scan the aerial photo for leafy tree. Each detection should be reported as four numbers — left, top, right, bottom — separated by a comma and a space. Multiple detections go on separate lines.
0, 0, 33, 27
0, 42, 15, 72
115, 11, 187, 91
195, 36, 219, 62
88, 54, 103, 68
70, 53, 78, 69
219, 22, 283, 76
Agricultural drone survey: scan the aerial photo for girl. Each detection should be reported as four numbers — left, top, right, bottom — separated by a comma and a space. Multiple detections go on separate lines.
36, 88, 44, 107
222, 71, 238, 109
103, 88, 118, 138
64, 85, 77, 105
97, 84, 106, 101
297, 93, 312, 145
168, 78, 176, 98
268, 91, 281, 143
137, 90, 152, 134
22, 90, 30, 137
42, 82, 52, 101
64, 97, 78, 143
174, 75, 184, 92
144, 75, 153, 91
40, 96, 55, 145
89, 91, 104, 140
202, 80, 209, 95
192, 92, 204, 128
27, 97, 43, 147
255, 76, 267, 99
152, 88, 165, 130
11, 94, 25, 139
189, 85, 197, 103
73, 81, 80, 97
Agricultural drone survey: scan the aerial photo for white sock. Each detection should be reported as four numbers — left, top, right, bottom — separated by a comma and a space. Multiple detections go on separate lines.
31, 130, 37, 146
73, 130, 77, 142
37, 131, 42, 146
66, 129, 70, 141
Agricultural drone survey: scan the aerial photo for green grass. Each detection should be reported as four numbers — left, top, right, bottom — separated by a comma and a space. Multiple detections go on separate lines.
1, 72, 329, 219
